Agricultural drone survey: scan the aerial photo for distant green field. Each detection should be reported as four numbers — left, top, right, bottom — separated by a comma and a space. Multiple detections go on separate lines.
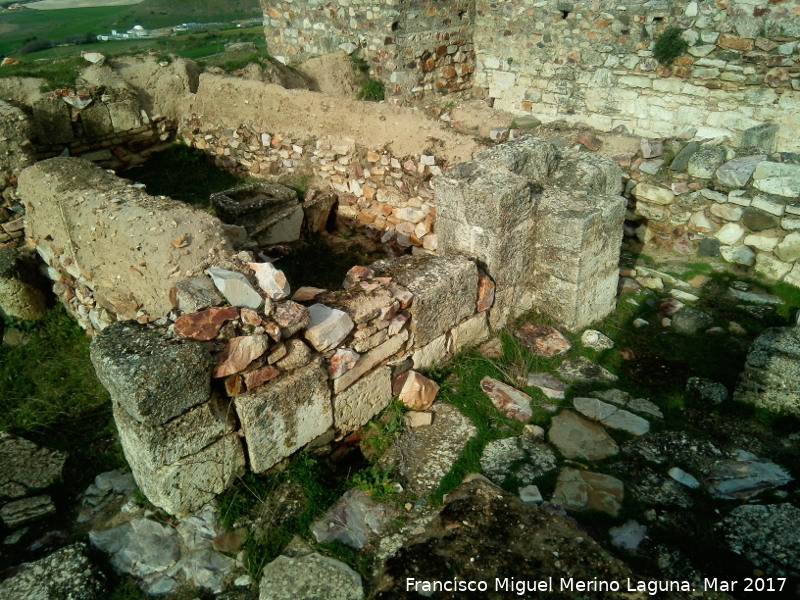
0, 0, 261, 56
0, 6, 128, 56
114, 0, 260, 30
0, 25, 268, 90
17, 25, 265, 61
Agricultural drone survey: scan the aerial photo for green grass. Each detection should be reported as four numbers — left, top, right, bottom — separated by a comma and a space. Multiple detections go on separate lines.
1, 25, 267, 91
122, 144, 240, 208
349, 465, 399, 502
653, 26, 689, 68
0, 306, 123, 497
358, 78, 385, 102
359, 400, 407, 462
13, 25, 265, 62
0, 55, 85, 90
112, 0, 260, 30
0, 0, 260, 57
0, 5, 129, 57
198, 48, 270, 72
217, 453, 345, 580
427, 336, 552, 505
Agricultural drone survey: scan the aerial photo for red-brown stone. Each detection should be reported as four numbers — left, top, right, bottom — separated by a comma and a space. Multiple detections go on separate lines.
515, 323, 571, 357
343, 266, 374, 290
476, 274, 496, 312
214, 335, 270, 378
576, 132, 603, 151
243, 366, 281, 390
174, 306, 239, 341
718, 34, 754, 52
241, 308, 262, 327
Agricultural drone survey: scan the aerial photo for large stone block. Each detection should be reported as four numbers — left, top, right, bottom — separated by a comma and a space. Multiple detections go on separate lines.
30, 97, 74, 145
125, 433, 245, 516
375, 254, 478, 348
333, 366, 392, 432
235, 359, 332, 472
432, 136, 624, 332
112, 397, 235, 470
531, 189, 625, 330
552, 149, 623, 196
734, 327, 800, 417
91, 321, 212, 425
19, 158, 235, 321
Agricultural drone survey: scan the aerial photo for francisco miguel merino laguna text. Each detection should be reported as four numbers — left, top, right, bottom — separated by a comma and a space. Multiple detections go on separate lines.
406, 576, 697, 595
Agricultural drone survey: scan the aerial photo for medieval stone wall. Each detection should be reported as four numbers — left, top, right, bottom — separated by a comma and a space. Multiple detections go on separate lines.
260, 0, 476, 98
475, 0, 800, 151
261, 0, 800, 150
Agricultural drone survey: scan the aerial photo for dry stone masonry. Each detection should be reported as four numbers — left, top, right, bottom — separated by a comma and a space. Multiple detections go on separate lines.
183, 122, 441, 252
17, 131, 626, 515
0, 100, 34, 247
433, 135, 626, 330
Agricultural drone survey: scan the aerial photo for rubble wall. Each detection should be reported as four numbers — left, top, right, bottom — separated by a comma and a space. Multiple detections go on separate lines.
31, 87, 177, 170
89, 251, 493, 515
0, 100, 34, 247
182, 121, 440, 252
474, 0, 800, 152
260, 0, 476, 99
626, 144, 800, 285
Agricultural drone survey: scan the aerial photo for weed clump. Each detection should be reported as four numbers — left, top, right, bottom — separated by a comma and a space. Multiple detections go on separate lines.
358, 78, 385, 102
653, 26, 689, 67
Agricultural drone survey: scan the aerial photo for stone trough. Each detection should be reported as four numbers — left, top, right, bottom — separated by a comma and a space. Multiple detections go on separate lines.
210, 181, 305, 246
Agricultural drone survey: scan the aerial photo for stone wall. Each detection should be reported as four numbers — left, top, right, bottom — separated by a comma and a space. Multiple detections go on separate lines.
260, 0, 476, 99
31, 87, 177, 170
261, 0, 800, 150
0, 100, 35, 248
474, 0, 800, 152
433, 136, 626, 331
18, 158, 236, 333
625, 135, 800, 285
182, 121, 441, 252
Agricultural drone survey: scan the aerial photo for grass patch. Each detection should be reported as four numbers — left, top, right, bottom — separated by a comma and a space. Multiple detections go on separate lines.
0, 306, 123, 496
0, 5, 129, 57
359, 400, 407, 462
122, 144, 240, 208
358, 78, 385, 102
198, 48, 269, 72
427, 340, 542, 504
349, 465, 399, 502
217, 453, 345, 580
653, 26, 689, 67
0, 56, 85, 90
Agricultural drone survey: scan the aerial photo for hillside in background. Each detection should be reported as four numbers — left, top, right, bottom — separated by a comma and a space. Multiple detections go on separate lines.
0, 0, 261, 57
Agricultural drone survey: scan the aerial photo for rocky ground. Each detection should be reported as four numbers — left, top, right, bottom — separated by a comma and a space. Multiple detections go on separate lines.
1, 237, 799, 600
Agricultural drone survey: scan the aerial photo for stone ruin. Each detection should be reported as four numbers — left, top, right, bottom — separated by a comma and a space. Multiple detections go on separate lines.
16, 135, 624, 516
